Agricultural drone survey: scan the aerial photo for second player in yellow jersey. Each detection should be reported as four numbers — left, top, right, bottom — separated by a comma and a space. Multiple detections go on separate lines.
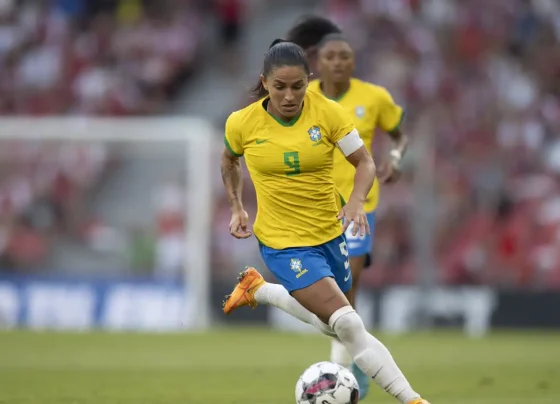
309, 77, 403, 213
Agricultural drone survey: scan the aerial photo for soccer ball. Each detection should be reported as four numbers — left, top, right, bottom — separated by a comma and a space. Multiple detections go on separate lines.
295, 361, 360, 404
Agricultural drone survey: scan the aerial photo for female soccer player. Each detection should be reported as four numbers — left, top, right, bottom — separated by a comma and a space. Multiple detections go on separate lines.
221, 39, 428, 404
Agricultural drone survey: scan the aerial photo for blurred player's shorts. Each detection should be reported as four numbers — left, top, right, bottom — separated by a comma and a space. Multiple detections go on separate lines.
345, 211, 375, 259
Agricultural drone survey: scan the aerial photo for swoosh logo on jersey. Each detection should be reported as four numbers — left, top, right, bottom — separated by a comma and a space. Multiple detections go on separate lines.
344, 273, 351, 282
255, 139, 269, 144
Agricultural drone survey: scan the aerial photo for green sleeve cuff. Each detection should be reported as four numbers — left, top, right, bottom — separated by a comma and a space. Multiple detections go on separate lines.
224, 136, 243, 157
388, 109, 405, 133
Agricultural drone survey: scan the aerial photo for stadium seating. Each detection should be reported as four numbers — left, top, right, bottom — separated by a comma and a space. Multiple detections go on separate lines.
0, 1, 204, 270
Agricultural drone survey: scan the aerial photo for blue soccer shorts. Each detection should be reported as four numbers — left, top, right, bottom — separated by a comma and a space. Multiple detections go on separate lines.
259, 234, 351, 293
344, 211, 376, 258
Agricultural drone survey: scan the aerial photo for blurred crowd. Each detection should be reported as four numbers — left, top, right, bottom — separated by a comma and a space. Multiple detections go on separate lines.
0, 0, 205, 270
0, 0, 203, 115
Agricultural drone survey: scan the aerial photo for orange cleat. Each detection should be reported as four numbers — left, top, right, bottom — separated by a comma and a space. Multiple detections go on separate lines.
408, 399, 431, 404
222, 267, 266, 314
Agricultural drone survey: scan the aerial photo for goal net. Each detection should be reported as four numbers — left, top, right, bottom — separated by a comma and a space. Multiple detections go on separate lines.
0, 117, 214, 331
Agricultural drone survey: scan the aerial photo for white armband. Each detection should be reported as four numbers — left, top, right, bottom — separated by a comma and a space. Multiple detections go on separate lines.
336, 128, 363, 157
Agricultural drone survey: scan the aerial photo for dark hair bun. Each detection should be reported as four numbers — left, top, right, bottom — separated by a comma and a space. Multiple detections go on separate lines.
269, 38, 288, 49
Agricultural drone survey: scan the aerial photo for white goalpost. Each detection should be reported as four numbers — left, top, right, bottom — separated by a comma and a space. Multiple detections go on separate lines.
0, 117, 215, 330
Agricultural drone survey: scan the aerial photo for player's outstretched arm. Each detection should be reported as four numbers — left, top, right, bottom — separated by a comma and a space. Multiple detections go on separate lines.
376, 87, 407, 184
221, 149, 252, 239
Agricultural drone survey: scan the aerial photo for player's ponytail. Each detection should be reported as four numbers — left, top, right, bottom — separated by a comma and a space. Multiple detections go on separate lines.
251, 39, 285, 98
269, 38, 287, 48
251, 38, 310, 99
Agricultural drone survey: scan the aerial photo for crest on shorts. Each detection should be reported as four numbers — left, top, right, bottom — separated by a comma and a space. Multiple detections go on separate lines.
290, 258, 308, 278
355, 106, 365, 118
308, 126, 322, 143
290, 258, 302, 272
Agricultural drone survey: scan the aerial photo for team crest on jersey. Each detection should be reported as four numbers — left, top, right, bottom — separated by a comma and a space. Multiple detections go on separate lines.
308, 126, 322, 143
290, 258, 308, 278
355, 106, 365, 118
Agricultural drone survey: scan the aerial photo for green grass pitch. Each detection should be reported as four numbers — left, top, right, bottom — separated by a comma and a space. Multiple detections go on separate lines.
0, 329, 559, 403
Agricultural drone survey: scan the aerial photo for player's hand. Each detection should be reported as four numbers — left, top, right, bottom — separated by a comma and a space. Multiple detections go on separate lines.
229, 208, 252, 239
337, 200, 370, 237
379, 158, 402, 184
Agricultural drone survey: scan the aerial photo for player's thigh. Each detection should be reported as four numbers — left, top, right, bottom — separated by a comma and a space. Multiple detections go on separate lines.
258, 243, 335, 295
291, 277, 350, 324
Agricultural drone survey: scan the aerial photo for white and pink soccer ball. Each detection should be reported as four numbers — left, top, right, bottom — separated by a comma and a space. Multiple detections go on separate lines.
295, 361, 360, 404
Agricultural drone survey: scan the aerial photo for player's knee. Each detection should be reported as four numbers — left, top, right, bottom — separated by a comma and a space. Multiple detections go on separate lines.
328, 308, 382, 376
328, 305, 366, 339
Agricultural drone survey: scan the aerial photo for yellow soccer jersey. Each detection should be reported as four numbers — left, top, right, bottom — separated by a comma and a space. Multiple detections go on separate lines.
224, 90, 355, 250
308, 78, 404, 212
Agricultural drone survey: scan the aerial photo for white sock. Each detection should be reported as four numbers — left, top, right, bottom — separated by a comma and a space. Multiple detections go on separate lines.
329, 306, 421, 404
331, 338, 352, 368
254, 283, 337, 337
